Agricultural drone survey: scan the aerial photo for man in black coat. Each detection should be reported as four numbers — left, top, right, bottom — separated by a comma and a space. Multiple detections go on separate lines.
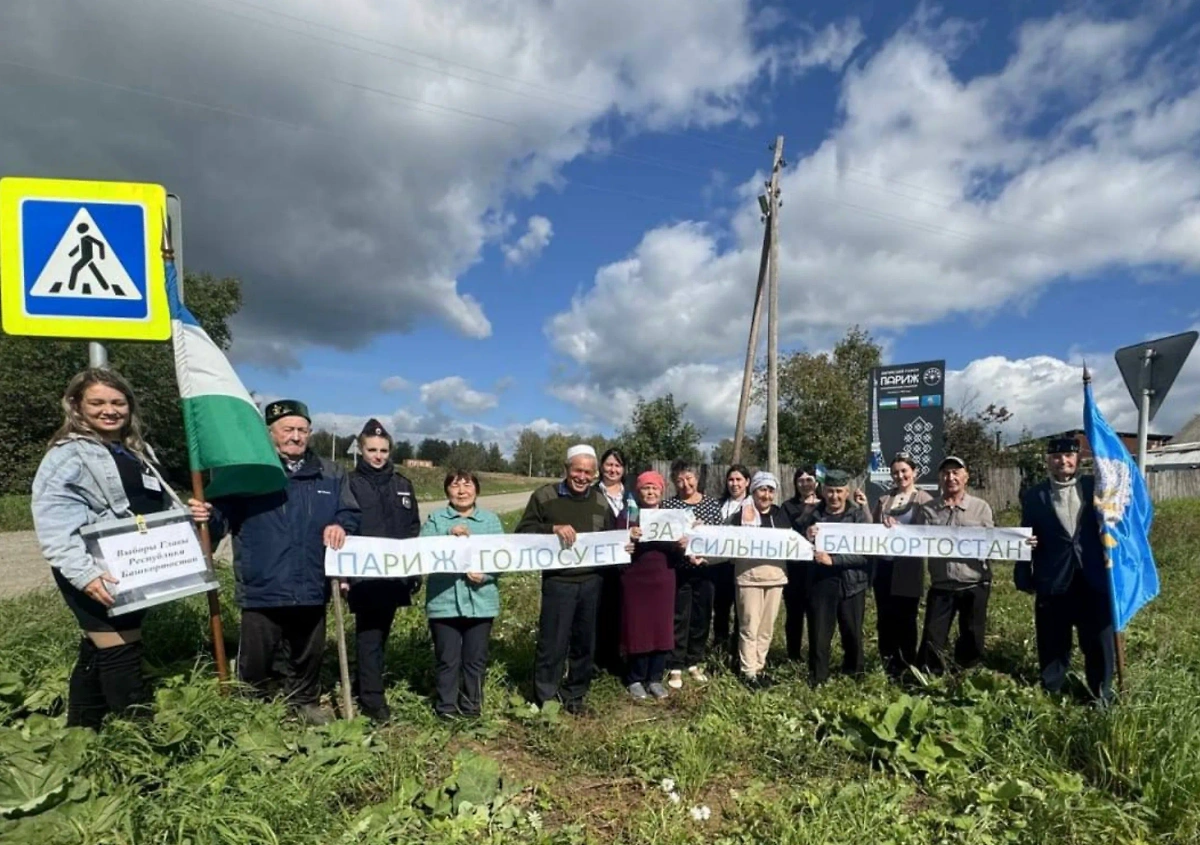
1017, 437, 1114, 703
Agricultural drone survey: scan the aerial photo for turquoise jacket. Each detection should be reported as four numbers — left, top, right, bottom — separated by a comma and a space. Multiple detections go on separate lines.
421, 505, 504, 619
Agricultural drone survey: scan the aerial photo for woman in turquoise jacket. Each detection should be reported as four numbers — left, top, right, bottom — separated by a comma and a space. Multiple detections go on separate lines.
421, 470, 503, 718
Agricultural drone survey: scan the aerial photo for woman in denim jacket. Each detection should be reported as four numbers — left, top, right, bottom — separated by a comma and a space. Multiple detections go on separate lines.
31, 369, 199, 728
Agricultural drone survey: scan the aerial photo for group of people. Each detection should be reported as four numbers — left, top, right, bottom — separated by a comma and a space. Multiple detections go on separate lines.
32, 368, 1116, 732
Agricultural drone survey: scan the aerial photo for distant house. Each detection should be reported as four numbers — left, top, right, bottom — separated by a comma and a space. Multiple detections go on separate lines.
403, 458, 435, 468
1146, 413, 1200, 471
1009, 428, 1172, 460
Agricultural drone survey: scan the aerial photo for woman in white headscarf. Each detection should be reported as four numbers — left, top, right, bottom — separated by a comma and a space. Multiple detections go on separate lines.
729, 472, 790, 687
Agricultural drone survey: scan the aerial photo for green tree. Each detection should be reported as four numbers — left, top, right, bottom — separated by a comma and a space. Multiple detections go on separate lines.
444, 439, 488, 471
710, 435, 759, 465
393, 439, 414, 462
484, 442, 507, 472
943, 403, 1013, 486
417, 438, 452, 465
616, 394, 703, 472
512, 429, 546, 477
763, 326, 882, 473
0, 272, 242, 493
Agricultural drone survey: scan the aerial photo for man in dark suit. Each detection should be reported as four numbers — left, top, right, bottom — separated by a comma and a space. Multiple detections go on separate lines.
1017, 437, 1114, 703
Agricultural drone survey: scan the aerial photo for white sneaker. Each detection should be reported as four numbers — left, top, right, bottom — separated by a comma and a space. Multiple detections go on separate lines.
687, 665, 708, 684
667, 669, 684, 689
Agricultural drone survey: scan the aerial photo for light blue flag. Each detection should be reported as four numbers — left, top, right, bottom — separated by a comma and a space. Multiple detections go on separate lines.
1083, 380, 1160, 631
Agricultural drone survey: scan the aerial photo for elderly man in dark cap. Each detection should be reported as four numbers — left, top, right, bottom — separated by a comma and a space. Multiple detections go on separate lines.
918, 455, 995, 674
1016, 437, 1114, 702
797, 469, 871, 687
203, 399, 360, 724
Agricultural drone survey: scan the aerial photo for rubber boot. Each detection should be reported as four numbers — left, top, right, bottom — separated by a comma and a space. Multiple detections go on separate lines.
95, 641, 148, 718
66, 639, 108, 730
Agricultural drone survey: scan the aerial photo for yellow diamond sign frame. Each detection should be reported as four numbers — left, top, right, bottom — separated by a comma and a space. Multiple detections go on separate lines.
0, 177, 170, 340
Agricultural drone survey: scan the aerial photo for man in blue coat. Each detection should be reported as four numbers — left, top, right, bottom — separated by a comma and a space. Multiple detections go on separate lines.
1017, 437, 1114, 703
209, 399, 360, 724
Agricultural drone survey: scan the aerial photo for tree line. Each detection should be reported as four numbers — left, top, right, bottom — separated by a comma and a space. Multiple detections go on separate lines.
0, 276, 1035, 494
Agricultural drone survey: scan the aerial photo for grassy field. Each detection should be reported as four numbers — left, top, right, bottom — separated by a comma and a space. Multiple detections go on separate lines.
2, 502, 1199, 843
0, 472, 549, 533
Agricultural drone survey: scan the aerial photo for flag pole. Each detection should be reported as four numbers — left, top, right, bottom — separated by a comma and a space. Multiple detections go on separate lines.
1084, 363, 1126, 694
163, 233, 229, 687
332, 579, 355, 719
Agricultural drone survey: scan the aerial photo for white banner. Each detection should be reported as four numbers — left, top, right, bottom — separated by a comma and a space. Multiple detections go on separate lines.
96, 520, 209, 593
813, 523, 1033, 561
684, 525, 814, 562
325, 531, 633, 578
638, 509, 695, 543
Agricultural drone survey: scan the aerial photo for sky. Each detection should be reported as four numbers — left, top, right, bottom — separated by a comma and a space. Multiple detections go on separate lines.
3, 0, 1200, 455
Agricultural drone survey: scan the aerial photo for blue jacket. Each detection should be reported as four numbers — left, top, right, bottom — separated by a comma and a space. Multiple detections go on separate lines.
211, 452, 360, 608
32, 436, 183, 591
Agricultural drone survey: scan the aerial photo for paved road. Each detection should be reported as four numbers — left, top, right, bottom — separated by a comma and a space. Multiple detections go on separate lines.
0, 490, 537, 601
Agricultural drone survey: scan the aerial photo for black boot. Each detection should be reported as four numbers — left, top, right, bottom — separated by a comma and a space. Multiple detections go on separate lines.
95, 641, 148, 719
67, 639, 108, 730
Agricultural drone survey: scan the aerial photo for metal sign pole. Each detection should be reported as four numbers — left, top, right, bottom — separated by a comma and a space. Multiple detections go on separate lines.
1136, 348, 1152, 476
88, 341, 108, 369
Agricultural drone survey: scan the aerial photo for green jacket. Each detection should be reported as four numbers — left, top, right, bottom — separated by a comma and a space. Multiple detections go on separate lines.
421, 505, 504, 619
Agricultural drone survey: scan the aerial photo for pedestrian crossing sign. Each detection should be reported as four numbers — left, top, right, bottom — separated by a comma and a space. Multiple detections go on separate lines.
0, 177, 170, 340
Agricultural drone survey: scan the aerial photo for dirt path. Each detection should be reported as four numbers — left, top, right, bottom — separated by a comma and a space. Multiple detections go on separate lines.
0, 490, 538, 601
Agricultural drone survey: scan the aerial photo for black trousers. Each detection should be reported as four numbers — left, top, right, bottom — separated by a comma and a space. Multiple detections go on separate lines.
783, 562, 809, 660
669, 568, 714, 670
1035, 574, 1115, 702
710, 563, 738, 655
238, 606, 326, 705
594, 568, 625, 676
919, 583, 990, 673
352, 600, 399, 712
67, 639, 147, 729
874, 587, 921, 678
430, 617, 493, 716
625, 651, 668, 686
534, 575, 601, 706
806, 577, 866, 686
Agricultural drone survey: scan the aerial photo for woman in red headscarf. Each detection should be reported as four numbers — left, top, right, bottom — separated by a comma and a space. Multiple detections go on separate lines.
618, 470, 681, 700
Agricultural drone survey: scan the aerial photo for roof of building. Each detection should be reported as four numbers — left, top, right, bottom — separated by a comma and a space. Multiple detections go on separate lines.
1172, 413, 1200, 446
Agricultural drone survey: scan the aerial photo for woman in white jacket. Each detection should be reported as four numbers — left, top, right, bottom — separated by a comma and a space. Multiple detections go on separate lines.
729, 472, 790, 687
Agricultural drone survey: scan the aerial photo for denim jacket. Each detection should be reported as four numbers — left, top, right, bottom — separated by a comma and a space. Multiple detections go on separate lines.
31, 436, 182, 591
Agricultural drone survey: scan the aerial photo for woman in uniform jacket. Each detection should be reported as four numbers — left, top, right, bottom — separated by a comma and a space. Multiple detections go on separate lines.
869, 452, 934, 680
33, 368, 201, 729
345, 418, 421, 722
421, 470, 504, 718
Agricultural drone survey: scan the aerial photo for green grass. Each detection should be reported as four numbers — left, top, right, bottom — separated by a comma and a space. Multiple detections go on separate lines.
0, 495, 32, 533
3, 503, 1200, 843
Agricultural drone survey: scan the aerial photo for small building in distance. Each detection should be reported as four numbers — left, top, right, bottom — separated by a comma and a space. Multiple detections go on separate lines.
403, 458, 435, 468
1009, 428, 1172, 459
1146, 413, 1200, 471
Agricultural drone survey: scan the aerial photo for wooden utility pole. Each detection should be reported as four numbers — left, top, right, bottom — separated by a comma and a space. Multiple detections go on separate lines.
766, 136, 784, 481
731, 207, 771, 464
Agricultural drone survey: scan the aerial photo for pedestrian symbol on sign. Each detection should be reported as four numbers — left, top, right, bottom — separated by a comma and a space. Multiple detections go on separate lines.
29, 207, 142, 301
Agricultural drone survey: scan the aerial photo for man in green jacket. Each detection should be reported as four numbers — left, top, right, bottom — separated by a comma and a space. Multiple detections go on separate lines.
516, 444, 614, 713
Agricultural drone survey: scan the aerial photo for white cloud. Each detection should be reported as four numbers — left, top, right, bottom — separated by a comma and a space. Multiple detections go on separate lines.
789, 17, 865, 72
546, 7, 1200, 422
419, 376, 499, 414
502, 215, 554, 266
379, 376, 411, 393
947, 341, 1200, 440
0, 0, 788, 368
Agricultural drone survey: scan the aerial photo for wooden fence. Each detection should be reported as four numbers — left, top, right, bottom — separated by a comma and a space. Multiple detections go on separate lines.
649, 461, 1200, 509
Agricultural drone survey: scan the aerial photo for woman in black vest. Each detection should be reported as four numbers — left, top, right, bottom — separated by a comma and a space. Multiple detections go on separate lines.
345, 419, 420, 722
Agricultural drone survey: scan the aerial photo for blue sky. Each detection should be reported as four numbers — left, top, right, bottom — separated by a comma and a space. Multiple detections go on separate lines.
4, 0, 1199, 451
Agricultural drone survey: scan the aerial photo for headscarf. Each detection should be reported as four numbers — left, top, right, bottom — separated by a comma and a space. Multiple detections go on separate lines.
749, 471, 778, 493
635, 470, 665, 492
